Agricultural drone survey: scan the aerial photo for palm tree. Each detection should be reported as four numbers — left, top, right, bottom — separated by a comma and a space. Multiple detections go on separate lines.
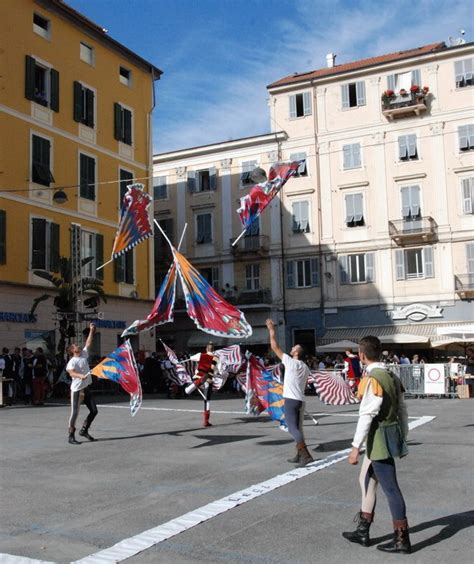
30, 256, 107, 357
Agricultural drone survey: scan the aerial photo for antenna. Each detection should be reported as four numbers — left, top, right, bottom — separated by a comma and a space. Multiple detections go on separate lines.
448, 29, 466, 46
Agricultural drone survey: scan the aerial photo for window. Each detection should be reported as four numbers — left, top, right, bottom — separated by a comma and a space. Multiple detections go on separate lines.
401, 185, 421, 220
73, 82, 94, 127
80, 42, 94, 65
119, 67, 131, 86
79, 154, 96, 201
201, 267, 219, 290
467, 243, 474, 278
345, 193, 364, 227
455, 58, 473, 88
342, 143, 361, 170
115, 250, 134, 284
153, 176, 167, 200
287, 259, 319, 288
31, 134, 54, 186
240, 161, 257, 185
398, 134, 418, 161
292, 201, 310, 233
462, 177, 474, 214
339, 253, 375, 284
81, 232, 103, 282
25, 56, 59, 111
0, 210, 5, 264
290, 152, 307, 177
33, 13, 50, 39
114, 103, 132, 145
289, 92, 312, 118
395, 247, 434, 280
155, 218, 173, 259
119, 169, 133, 201
196, 213, 212, 244
245, 264, 260, 290
459, 124, 474, 151
341, 81, 366, 108
31, 218, 60, 271
187, 168, 217, 192
387, 69, 421, 92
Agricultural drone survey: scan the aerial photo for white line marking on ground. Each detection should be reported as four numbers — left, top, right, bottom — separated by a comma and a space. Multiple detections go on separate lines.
68, 415, 435, 564
0, 554, 54, 564
97, 404, 246, 415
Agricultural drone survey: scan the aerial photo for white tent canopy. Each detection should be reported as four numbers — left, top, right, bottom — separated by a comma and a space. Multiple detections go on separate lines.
317, 339, 359, 353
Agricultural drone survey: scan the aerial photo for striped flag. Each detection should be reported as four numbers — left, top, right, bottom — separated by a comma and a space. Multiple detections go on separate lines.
214, 345, 242, 373
310, 371, 359, 405
161, 341, 193, 386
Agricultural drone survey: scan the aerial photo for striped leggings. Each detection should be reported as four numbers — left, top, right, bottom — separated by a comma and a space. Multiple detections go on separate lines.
68, 387, 98, 433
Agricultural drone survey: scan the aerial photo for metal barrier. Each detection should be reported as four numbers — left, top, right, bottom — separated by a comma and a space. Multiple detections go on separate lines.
389, 364, 466, 397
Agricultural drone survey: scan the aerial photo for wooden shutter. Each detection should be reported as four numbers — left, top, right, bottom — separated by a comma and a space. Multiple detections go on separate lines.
49, 223, 60, 271
25, 55, 36, 101
0, 210, 5, 264
50, 69, 59, 112
365, 253, 375, 282
289, 95, 297, 118
356, 81, 366, 106
462, 178, 473, 214
73, 81, 83, 122
125, 250, 134, 284
209, 167, 217, 190
120, 169, 133, 201
80, 154, 88, 199
341, 85, 350, 108
31, 218, 46, 269
345, 194, 354, 225
301, 201, 309, 232
292, 201, 300, 232
401, 187, 411, 218
454, 60, 464, 86
310, 258, 319, 286
352, 143, 361, 167
123, 109, 132, 145
204, 214, 212, 243
287, 261, 295, 288
459, 125, 469, 150
114, 255, 124, 283
114, 103, 123, 140
395, 249, 405, 280
423, 247, 434, 278
303, 91, 311, 116
343, 145, 351, 169
339, 255, 348, 284
187, 171, 196, 193
398, 136, 408, 160
408, 135, 417, 158
88, 157, 96, 200
354, 193, 364, 223
96, 233, 104, 280
85, 88, 94, 127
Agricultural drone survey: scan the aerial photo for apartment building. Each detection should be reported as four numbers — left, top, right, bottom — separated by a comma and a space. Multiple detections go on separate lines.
0, 0, 162, 355
155, 41, 473, 354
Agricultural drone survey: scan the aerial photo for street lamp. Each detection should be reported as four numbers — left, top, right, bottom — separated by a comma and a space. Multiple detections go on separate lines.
53, 189, 68, 204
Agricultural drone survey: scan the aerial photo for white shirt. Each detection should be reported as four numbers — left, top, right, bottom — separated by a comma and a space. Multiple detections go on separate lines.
66, 348, 92, 392
282, 353, 310, 402
352, 362, 408, 449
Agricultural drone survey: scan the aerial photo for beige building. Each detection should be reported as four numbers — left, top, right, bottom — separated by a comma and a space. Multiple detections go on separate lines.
154, 41, 474, 354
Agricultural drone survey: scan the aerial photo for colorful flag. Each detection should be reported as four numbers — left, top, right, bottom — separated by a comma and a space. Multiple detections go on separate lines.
237, 161, 303, 231
214, 345, 242, 374
91, 340, 142, 416
111, 183, 153, 260
172, 248, 253, 339
309, 371, 359, 405
245, 354, 286, 428
161, 340, 193, 385
121, 263, 177, 337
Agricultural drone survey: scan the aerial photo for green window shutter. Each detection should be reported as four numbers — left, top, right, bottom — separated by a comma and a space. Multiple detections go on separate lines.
25, 55, 36, 101
123, 109, 132, 145
114, 255, 124, 283
73, 81, 83, 122
120, 169, 133, 201
50, 69, 59, 112
125, 250, 134, 284
85, 88, 94, 127
31, 218, 46, 269
96, 233, 104, 280
49, 223, 60, 271
187, 171, 196, 193
0, 210, 6, 264
114, 103, 123, 140
88, 157, 96, 200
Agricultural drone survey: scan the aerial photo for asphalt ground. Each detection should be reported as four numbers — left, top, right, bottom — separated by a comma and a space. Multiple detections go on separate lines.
0, 395, 473, 564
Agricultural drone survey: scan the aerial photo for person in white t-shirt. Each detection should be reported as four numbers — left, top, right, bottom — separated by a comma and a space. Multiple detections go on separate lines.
266, 319, 314, 467
66, 323, 98, 445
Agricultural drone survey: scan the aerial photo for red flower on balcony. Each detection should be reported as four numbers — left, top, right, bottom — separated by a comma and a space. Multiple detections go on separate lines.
410, 84, 420, 93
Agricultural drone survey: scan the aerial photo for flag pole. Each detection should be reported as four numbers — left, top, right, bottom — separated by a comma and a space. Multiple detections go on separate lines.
177, 223, 188, 251
231, 227, 248, 247
96, 258, 114, 271
154, 218, 174, 250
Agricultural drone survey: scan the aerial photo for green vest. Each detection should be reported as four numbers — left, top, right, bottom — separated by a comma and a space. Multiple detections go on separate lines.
366, 367, 407, 461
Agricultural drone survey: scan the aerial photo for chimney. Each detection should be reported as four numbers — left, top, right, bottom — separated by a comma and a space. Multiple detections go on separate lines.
326, 53, 336, 68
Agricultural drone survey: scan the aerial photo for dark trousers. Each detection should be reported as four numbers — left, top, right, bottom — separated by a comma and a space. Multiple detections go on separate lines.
362, 457, 407, 521
284, 398, 305, 444
68, 387, 98, 432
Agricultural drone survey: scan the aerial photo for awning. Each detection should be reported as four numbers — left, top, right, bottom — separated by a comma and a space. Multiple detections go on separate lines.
187, 327, 269, 349
317, 339, 360, 352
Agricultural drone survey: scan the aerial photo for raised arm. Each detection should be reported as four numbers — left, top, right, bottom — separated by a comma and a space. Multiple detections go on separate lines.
85, 323, 96, 351
266, 319, 284, 361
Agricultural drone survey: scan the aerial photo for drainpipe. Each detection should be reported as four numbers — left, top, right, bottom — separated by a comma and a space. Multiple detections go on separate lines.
275, 133, 288, 348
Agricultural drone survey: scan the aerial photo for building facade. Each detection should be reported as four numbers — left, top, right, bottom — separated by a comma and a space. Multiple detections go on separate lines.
0, 0, 162, 356
155, 41, 473, 354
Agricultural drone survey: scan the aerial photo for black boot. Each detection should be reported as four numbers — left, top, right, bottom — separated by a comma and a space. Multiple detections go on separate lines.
295, 442, 314, 467
79, 427, 96, 441
287, 448, 300, 463
68, 429, 80, 445
377, 519, 411, 554
342, 512, 373, 547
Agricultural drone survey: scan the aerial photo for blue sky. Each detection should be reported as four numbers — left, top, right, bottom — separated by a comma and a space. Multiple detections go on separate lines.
67, 0, 471, 153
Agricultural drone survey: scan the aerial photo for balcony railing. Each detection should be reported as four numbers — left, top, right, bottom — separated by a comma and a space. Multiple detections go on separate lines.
382, 92, 427, 120
455, 274, 474, 299
227, 288, 272, 306
230, 234, 270, 254
388, 216, 437, 245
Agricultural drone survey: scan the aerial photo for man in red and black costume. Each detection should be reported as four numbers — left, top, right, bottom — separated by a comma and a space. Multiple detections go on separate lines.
189, 343, 217, 427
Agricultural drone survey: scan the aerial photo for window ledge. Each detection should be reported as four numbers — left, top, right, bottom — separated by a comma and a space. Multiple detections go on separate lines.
393, 172, 427, 182
191, 203, 215, 210
286, 188, 315, 196
338, 181, 369, 190
31, 102, 53, 126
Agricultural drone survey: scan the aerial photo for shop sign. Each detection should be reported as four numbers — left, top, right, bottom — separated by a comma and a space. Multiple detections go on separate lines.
0, 312, 37, 323
391, 304, 443, 322
95, 319, 126, 329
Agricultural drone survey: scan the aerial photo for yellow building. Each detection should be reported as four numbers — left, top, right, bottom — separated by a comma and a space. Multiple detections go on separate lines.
0, 0, 162, 356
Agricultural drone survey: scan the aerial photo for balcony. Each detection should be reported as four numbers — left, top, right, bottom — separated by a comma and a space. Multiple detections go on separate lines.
388, 216, 437, 246
382, 92, 427, 121
230, 234, 270, 255
227, 288, 272, 306
455, 274, 474, 299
